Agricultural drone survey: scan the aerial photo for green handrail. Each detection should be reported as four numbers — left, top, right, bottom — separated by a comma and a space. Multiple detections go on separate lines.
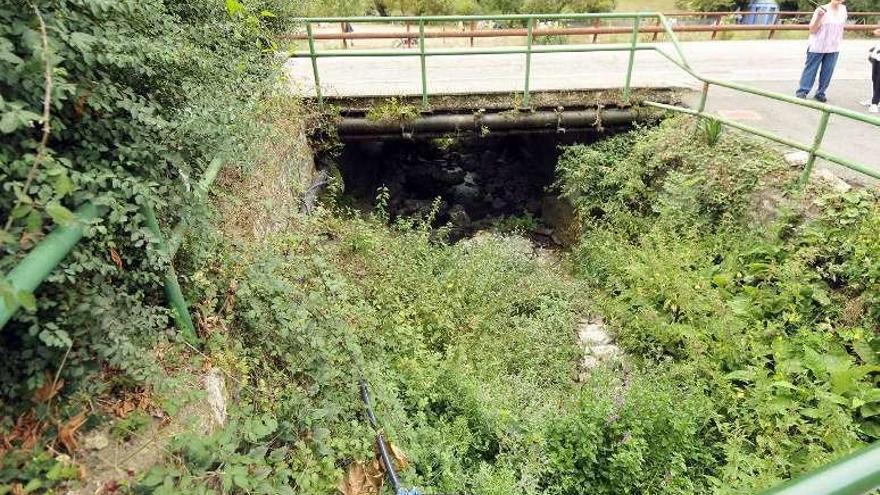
759, 442, 880, 495
0, 202, 103, 328
0, 159, 223, 339
291, 11, 880, 183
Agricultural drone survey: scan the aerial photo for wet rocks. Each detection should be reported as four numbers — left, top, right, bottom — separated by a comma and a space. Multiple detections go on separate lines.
339, 134, 569, 238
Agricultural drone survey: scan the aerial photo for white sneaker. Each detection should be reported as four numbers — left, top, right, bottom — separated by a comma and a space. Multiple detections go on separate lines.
870, 104, 879, 113
860, 99, 872, 106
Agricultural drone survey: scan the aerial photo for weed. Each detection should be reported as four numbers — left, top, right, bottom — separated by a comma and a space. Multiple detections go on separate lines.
111, 410, 152, 441
699, 117, 724, 146
366, 97, 421, 123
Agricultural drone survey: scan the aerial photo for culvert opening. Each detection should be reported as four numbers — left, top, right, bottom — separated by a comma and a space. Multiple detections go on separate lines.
317, 102, 660, 243
325, 129, 632, 243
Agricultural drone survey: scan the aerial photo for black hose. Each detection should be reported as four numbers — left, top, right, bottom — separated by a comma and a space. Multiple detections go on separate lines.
359, 378, 403, 494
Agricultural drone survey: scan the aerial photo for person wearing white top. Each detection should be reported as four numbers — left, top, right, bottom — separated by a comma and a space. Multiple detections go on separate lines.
795, 0, 848, 103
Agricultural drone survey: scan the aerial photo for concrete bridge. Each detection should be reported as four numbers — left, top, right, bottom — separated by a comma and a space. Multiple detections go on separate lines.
285, 16, 880, 182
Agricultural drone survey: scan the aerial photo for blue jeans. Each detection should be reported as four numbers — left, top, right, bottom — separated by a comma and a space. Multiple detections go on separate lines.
797, 51, 839, 98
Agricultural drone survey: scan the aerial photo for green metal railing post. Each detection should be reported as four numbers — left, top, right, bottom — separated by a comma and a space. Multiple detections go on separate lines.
623, 15, 641, 101
523, 17, 534, 108
419, 19, 428, 108
167, 157, 224, 257
0, 203, 102, 329
800, 110, 830, 186
657, 13, 691, 70
142, 202, 199, 346
306, 22, 323, 106
697, 81, 710, 113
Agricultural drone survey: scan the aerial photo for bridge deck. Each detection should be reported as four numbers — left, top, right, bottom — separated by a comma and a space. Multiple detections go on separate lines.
285, 39, 880, 178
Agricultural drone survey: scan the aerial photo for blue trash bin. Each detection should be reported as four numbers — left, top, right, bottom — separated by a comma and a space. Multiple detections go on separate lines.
740, 0, 779, 25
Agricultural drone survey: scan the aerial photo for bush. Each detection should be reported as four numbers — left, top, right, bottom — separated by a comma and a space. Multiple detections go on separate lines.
557, 116, 880, 492
0, 0, 298, 411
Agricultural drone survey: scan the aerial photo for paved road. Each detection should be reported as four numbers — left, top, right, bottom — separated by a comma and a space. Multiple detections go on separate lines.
285, 39, 880, 178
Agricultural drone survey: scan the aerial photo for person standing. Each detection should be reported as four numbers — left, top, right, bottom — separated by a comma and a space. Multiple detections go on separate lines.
795, 0, 848, 103
860, 28, 880, 113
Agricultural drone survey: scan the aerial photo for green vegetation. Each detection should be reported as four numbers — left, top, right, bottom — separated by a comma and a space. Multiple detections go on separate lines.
557, 117, 879, 492
1, 0, 878, 492
366, 97, 422, 122
306, 0, 616, 16
81, 117, 880, 494
0, 0, 301, 491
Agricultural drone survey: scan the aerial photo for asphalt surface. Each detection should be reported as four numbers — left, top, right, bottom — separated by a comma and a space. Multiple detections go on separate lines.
285, 39, 880, 178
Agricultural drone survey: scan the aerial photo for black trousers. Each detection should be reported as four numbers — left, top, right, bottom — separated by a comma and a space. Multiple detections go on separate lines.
873, 60, 880, 105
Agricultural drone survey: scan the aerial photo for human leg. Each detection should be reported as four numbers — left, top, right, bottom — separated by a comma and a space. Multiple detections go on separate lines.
872, 60, 880, 105
797, 51, 823, 97
814, 51, 840, 100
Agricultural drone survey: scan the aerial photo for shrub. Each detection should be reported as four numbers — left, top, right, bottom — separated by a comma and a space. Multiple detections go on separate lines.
0, 0, 299, 412
557, 116, 879, 491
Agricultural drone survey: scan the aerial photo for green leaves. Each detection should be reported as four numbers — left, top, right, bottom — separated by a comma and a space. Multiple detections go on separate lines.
44, 201, 75, 226
0, 103, 42, 134
559, 117, 880, 490
225, 0, 245, 16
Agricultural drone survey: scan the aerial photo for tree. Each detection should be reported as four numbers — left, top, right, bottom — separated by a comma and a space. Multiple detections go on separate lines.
521, 0, 615, 12
453, 0, 484, 14
394, 0, 456, 14
674, 0, 735, 12
478, 0, 526, 13
306, 0, 370, 16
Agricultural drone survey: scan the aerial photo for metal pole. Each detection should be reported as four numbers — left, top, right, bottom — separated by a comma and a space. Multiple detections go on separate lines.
419, 19, 428, 107
306, 22, 323, 105
624, 15, 640, 101
168, 157, 225, 258
698, 80, 710, 112
658, 14, 691, 70
0, 203, 102, 329
523, 17, 534, 108
142, 202, 199, 345
800, 110, 830, 185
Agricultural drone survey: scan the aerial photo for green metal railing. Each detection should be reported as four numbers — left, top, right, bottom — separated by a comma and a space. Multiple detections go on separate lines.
292, 12, 880, 183
761, 442, 880, 495
0, 157, 223, 343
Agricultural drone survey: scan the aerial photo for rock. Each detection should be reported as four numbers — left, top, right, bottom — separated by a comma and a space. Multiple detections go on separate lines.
783, 150, 809, 166
491, 197, 507, 210
400, 199, 437, 217
83, 431, 110, 451
203, 368, 227, 428
578, 320, 612, 345
577, 318, 623, 376
451, 182, 480, 202
590, 344, 621, 359
542, 196, 579, 247
448, 205, 471, 226
812, 167, 852, 193
581, 355, 600, 370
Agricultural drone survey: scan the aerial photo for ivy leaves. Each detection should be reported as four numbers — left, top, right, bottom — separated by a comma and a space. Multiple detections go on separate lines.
0, 101, 41, 134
